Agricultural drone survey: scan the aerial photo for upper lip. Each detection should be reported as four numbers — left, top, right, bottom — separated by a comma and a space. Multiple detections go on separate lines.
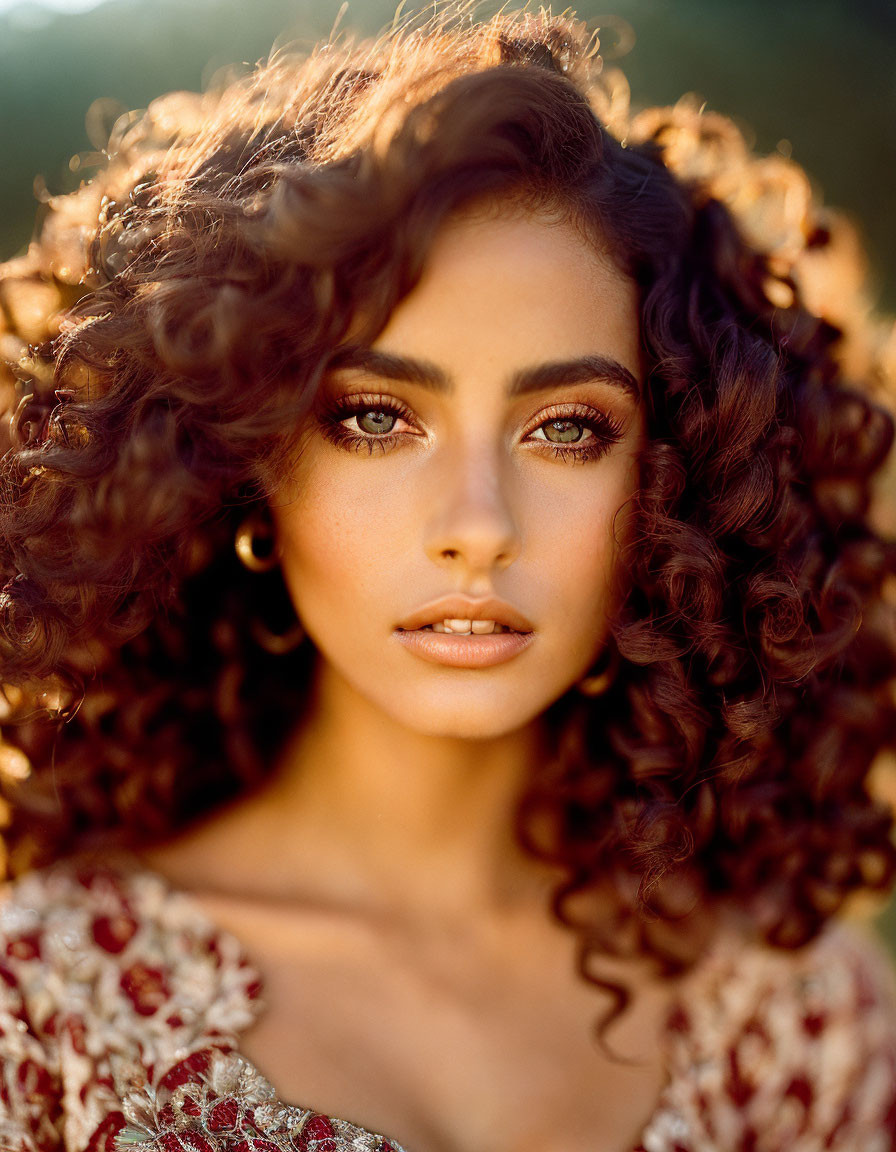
397, 596, 534, 633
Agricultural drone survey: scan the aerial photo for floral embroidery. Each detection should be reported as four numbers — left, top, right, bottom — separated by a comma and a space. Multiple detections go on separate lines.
0, 860, 893, 1152
112, 1047, 404, 1152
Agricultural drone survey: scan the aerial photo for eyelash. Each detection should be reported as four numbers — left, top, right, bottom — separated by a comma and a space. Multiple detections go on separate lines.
317, 393, 625, 463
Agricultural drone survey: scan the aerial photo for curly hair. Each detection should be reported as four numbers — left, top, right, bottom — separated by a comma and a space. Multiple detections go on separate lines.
0, 3, 894, 999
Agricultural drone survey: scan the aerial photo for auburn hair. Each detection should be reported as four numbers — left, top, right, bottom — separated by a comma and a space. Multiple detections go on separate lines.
0, 4, 894, 1003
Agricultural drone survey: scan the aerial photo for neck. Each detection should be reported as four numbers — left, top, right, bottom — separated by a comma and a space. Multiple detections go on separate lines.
148, 659, 560, 924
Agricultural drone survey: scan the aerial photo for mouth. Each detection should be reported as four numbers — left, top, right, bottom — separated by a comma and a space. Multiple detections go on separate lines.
404, 619, 519, 636
394, 620, 534, 668
394, 596, 535, 667
396, 596, 534, 636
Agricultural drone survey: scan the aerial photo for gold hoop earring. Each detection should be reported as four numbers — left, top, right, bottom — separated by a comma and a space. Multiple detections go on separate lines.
235, 514, 278, 573
250, 617, 306, 656
575, 644, 620, 697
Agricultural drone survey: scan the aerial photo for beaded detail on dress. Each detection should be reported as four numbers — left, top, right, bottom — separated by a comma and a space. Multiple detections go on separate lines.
115, 1047, 407, 1152
0, 860, 894, 1152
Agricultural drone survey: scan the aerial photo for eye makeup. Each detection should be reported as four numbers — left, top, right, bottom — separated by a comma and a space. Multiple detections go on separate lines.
314, 391, 626, 463
522, 401, 625, 463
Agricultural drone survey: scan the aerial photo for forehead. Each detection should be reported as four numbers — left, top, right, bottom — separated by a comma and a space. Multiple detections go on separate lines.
355, 197, 642, 391
440, 190, 616, 274
431, 199, 627, 298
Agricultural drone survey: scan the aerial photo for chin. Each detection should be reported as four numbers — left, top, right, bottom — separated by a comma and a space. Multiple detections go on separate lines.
410, 717, 527, 740
378, 685, 557, 741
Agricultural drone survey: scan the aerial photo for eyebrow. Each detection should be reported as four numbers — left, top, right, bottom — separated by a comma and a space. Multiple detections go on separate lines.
326, 345, 641, 401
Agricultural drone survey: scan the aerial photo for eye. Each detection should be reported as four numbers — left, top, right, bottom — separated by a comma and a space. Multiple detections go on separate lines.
526, 405, 624, 462
355, 409, 398, 435
533, 418, 589, 444
316, 392, 420, 454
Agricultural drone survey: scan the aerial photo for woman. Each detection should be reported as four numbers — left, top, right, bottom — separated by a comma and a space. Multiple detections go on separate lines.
0, 5, 894, 1150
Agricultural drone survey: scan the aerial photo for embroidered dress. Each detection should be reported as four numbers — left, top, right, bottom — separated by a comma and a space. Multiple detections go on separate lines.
0, 861, 894, 1152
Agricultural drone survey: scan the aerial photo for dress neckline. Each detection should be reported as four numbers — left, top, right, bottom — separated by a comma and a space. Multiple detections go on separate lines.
110, 856, 683, 1152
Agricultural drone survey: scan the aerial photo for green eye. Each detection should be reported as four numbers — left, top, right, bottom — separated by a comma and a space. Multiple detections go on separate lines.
357, 410, 397, 434
543, 419, 585, 444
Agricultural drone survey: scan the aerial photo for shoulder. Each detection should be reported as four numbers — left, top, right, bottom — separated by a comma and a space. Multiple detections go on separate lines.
0, 864, 101, 1150
0, 856, 260, 1032
0, 858, 261, 1151
680, 915, 896, 1046
0, 860, 201, 1023
646, 918, 896, 1151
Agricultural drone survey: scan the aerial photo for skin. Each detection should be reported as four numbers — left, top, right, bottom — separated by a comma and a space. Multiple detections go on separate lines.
144, 201, 672, 1152
274, 199, 644, 744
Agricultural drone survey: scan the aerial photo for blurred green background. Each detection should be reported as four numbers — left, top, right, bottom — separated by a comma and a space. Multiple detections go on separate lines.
2, 0, 895, 310
1, 0, 895, 947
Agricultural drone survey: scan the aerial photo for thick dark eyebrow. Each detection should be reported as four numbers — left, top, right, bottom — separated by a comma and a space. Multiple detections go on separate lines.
326, 345, 641, 401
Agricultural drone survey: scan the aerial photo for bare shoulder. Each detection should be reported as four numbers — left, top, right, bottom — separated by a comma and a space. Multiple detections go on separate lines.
640, 918, 896, 1151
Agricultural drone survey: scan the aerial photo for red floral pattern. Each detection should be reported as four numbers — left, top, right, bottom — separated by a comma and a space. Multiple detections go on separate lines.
0, 861, 893, 1151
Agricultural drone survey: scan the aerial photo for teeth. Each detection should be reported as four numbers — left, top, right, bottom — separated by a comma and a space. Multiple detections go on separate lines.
429, 619, 502, 634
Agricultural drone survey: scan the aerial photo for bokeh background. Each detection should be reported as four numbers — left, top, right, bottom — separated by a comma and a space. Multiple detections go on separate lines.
2, 0, 895, 312
1, 0, 895, 947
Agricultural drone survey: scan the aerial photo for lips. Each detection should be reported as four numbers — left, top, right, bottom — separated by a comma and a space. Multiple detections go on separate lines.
396, 595, 534, 635
394, 626, 534, 668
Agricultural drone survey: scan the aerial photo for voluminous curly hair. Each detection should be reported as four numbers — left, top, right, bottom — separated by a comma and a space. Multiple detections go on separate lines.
0, 3, 894, 987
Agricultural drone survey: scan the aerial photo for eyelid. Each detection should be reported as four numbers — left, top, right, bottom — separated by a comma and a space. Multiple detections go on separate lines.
323, 389, 406, 409
317, 391, 625, 461
522, 400, 622, 433
327, 393, 618, 423
325, 392, 419, 425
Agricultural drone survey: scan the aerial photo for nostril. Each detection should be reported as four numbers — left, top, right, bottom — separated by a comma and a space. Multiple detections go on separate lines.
441, 548, 459, 560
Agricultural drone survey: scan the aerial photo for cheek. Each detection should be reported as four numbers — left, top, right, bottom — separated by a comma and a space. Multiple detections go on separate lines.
524, 459, 638, 615
272, 461, 405, 618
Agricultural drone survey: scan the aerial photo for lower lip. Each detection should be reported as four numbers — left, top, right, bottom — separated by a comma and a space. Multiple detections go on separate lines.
394, 628, 535, 668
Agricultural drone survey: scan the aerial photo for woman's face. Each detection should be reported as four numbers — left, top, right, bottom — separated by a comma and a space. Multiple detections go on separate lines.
272, 201, 645, 739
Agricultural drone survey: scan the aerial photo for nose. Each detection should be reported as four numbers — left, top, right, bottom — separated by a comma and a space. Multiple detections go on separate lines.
423, 442, 521, 576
